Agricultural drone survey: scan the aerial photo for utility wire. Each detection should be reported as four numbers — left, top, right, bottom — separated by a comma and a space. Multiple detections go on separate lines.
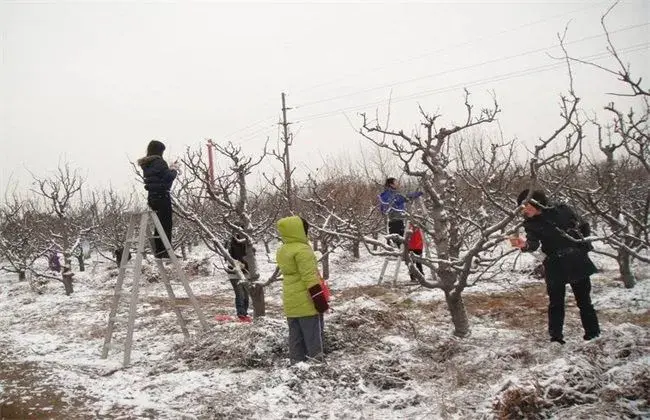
220, 3, 605, 140
292, 42, 649, 124
290, 2, 605, 97
294, 22, 649, 110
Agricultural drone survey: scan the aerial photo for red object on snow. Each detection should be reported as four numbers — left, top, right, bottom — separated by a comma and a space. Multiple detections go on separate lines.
408, 226, 424, 251
238, 315, 252, 323
215, 314, 253, 323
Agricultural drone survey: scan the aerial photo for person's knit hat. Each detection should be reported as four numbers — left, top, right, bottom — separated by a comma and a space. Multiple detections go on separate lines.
517, 189, 548, 208
146, 140, 166, 156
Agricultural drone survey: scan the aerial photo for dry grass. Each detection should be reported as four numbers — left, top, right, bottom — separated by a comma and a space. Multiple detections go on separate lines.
465, 283, 649, 331
599, 309, 650, 327
336, 284, 399, 301
465, 284, 548, 331
493, 383, 549, 420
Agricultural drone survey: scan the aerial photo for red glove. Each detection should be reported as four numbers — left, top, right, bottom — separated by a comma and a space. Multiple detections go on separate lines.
308, 284, 330, 313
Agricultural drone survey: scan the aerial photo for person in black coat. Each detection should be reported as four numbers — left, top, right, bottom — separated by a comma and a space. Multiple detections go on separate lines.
137, 140, 179, 259
511, 189, 600, 344
224, 231, 250, 321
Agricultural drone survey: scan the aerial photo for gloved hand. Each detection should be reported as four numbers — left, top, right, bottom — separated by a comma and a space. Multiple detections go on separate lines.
509, 236, 526, 249
308, 284, 330, 313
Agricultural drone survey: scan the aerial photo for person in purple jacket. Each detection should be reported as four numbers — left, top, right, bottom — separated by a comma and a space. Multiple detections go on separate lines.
378, 177, 423, 247
137, 140, 179, 259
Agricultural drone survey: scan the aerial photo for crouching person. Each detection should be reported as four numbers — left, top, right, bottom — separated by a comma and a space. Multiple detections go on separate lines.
225, 262, 251, 322
276, 216, 329, 364
225, 232, 251, 322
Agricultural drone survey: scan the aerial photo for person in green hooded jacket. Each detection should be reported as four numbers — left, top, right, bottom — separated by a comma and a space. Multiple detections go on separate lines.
276, 215, 329, 363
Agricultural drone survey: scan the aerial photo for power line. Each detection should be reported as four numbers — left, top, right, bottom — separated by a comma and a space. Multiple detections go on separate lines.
223, 116, 277, 139
290, 2, 605, 97
220, 3, 605, 140
292, 42, 649, 124
229, 123, 277, 144
231, 43, 648, 146
293, 22, 649, 110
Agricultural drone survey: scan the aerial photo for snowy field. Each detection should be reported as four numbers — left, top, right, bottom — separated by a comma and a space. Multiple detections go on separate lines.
1, 244, 648, 419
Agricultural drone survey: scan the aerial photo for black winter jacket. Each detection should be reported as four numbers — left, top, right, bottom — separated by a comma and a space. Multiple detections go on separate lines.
137, 155, 177, 196
225, 236, 248, 269
523, 203, 596, 282
522, 203, 591, 256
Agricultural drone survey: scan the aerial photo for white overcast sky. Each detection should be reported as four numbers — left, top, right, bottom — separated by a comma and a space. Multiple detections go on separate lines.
1, 0, 648, 198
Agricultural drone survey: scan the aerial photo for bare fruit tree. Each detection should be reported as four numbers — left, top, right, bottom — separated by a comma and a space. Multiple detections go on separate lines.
31, 162, 90, 295
177, 141, 280, 317
308, 79, 582, 337
543, 6, 650, 288
357, 91, 511, 337
0, 196, 49, 283
90, 188, 141, 263
298, 172, 384, 279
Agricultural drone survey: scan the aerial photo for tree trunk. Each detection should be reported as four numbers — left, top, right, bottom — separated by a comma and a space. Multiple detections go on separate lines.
250, 284, 265, 318
372, 232, 379, 251
313, 239, 319, 252
444, 290, 470, 337
243, 241, 266, 317
62, 247, 74, 295
352, 240, 360, 258
181, 244, 187, 261
77, 255, 85, 272
187, 241, 193, 254
18, 270, 26, 281
321, 241, 330, 280
264, 241, 271, 254
62, 271, 74, 295
617, 248, 636, 289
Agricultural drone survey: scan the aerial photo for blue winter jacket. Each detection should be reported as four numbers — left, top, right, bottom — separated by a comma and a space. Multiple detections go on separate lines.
378, 188, 423, 220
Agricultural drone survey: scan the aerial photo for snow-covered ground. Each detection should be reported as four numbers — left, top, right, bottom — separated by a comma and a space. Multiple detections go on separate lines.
1, 245, 648, 419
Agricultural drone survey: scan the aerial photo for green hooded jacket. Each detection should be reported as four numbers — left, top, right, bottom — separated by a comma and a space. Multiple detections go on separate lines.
276, 216, 319, 318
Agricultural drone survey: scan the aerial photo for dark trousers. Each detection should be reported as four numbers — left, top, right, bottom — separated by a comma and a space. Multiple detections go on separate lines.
229, 278, 249, 317
546, 276, 600, 340
287, 315, 324, 363
148, 195, 173, 258
387, 220, 405, 247
409, 249, 423, 281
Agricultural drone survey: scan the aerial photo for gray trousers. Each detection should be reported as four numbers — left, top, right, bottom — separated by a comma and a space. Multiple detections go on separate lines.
287, 315, 324, 363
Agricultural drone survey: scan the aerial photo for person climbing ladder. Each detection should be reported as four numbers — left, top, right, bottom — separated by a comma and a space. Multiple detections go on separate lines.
378, 177, 423, 247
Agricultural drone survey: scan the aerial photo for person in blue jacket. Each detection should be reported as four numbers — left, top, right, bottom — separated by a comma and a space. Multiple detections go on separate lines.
137, 140, 179, 259
378, 177, 423, 247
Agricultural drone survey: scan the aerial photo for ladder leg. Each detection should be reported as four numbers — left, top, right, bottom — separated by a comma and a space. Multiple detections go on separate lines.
149, 211, 208, 330
392, 256, 401, 286
154, 258, 190, 339
378, 258, 390, 285
102, 214, 137, 359
123, 213, 149, 367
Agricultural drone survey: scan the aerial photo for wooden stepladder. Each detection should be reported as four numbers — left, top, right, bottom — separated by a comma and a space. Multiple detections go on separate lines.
101, 211, 208, 367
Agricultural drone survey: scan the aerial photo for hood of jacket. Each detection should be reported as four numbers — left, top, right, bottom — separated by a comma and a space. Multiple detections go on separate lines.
137, 155, 162, 168
277, 216, 308, 244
